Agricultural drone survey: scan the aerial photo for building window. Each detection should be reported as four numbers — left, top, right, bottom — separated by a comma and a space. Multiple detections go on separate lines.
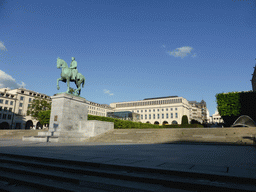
141, 115, 143, 120
141, 110, 143, 112
20, 96, 24, 101
5, 100, 8, 105
149, 109, 151, 112
153, 114, 155, 119
137, 110, 139, 113
10, 101, 13, 105
145, 114, 147, 119
28, 104, 31, 108
2, 114, 7, 119
0, 106, 2, 111
157, 114, 160, 119
157, 109, 159, 112
29, 98, 32, 102
171, 113, 173, 118
166, 113, 168, 118
171, 108, 173, 111
0, 99, 3, 104
145, 110, 147, 112
19, 103, 23, 107
162, 109, 164, 111
153, 109, 155, 112
149, 114, 151, 119
166, 108, 168, 111
162, 114, 164, 118
0, 113, 1, 119
175, 113, 178, 118
175, 108, 177, 110
7, 115, 11, 119
9, 108, 12, 112
18, 109, 22, 115
4, 107, 7, 111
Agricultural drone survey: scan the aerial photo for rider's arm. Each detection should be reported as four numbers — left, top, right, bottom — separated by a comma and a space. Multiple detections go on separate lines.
70, 61, 77, 69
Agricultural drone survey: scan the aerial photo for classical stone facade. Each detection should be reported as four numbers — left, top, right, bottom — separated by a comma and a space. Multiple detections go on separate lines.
0, 87, 208, 128
109, 96, 191, 125
189, 100, 207, 123
0, 88, 51, 129
87, 101, 114, 117
209, 110, 224, 124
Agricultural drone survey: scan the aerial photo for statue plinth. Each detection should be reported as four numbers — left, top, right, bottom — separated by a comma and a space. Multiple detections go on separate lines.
23, 93, 114, 143
49, 93, 88, 132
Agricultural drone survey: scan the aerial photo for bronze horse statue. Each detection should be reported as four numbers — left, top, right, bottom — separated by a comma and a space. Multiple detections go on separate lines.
56, 57, 85, 96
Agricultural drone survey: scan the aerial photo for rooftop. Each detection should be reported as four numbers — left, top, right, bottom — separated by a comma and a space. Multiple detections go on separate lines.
143, 96, 178, 100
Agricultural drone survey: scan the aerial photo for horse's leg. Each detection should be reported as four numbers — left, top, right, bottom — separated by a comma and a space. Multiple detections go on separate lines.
75, 81, 81, 96
57, 77, 63, 90
66, 77, 70, 93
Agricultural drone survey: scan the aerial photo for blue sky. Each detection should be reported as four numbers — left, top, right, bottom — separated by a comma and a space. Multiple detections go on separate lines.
0, 0, 255, 116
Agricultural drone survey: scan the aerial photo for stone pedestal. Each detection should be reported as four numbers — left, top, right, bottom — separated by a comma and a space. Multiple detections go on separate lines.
23, 93, 114, 143
49, 93, 88, 132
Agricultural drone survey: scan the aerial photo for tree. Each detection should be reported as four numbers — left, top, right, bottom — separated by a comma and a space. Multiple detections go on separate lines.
190, 119, 201, 124
38, 110, 51, 127
27, 97, 51, 126
181, 115, 188, 124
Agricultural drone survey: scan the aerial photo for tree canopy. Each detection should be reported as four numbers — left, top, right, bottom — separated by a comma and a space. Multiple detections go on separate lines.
27, 97, 51, 125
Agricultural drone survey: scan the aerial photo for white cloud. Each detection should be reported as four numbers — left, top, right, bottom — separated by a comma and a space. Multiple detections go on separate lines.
103, 89, 114, 96
169, 46, 193, 58
0, 70, 26, 89
0, 41, 7, 51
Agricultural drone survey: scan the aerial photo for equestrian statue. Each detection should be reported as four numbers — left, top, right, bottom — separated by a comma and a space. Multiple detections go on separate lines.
56, 57, 85, 96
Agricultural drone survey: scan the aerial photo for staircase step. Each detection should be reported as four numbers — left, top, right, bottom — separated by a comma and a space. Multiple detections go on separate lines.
0, 153, 255, 192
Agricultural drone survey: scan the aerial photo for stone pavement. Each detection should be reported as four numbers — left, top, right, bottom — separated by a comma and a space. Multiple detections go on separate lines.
0, 139, 256, 181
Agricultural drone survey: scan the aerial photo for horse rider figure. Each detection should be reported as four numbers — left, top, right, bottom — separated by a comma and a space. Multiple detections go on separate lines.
70, 57, 78, 82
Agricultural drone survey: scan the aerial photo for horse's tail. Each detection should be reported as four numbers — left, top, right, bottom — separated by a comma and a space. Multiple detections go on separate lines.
82, 78, 85, 88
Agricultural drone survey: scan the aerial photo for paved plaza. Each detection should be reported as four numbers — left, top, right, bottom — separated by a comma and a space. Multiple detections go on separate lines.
0, 138, 255, 180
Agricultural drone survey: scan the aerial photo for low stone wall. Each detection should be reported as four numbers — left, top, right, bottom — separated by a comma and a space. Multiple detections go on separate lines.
89, 127, 256, 145
1, 127, 256, 145
0, 130, 46, 139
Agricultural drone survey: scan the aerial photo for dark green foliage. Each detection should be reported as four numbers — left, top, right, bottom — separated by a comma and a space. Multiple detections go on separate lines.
190, 119, 201, 124
181, 115, 188, 124
88, 115, 160, 129
88, 115, 204, 128
38, 110, 51, 126
216, 91, 256, 126
216, 92, 241, 116
27, 97, 51, 126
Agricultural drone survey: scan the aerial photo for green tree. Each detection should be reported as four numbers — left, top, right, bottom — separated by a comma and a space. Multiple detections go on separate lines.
27, 97, 51, 126
38, 110, 51, 126
181, 115, 188, 124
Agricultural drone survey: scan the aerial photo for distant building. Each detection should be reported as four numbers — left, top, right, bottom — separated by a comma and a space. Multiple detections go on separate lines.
0, 88, 51, 129
109, 96, 192, 125
209, 110, 224, 124
0, 87, 209, 128
107, 111, 140, 121
87, 101, 114, 117
188, 100, 207, 124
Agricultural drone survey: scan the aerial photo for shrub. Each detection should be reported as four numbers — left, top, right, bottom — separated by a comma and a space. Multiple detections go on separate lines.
181, 115, 188, 124
88, 115, 161, 129
216, 91, 256, 126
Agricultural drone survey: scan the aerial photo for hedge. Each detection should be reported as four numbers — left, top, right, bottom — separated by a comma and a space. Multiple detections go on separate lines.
216, 91, 256, 126
88, 115, 204, 128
